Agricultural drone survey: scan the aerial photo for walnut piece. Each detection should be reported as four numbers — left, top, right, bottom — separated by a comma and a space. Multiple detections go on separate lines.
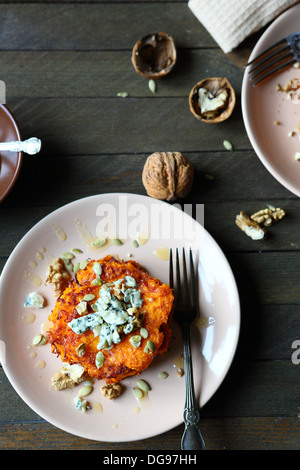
46, 257, 71, 295
251, 207, 286, 226
235, 211, 267, 240
51, 363, 86, 390
101, 383, 122, 400
51, 370, 77, 390
142, 151, 194, 201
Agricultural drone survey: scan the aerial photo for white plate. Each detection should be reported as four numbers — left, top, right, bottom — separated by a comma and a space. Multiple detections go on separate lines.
0, 193, 240, 442
242, 3, 300, 197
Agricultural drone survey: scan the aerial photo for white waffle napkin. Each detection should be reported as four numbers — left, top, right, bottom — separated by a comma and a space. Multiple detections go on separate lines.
188, 0, 299, 53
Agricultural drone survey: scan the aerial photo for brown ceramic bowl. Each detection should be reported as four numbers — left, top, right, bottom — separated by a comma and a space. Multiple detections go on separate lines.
0, 105, 22, 202
131, 32, 176, 79
189, 77, 236, 123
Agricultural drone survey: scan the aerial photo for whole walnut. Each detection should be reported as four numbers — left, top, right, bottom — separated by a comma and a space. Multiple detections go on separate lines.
142, 152, 194, 201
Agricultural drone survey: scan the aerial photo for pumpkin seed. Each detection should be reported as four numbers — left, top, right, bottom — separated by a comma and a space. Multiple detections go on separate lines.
64, 260, 73, 272
148, 79, 156, 93
158, 371, 169, 379
145, 340, 155, 353
78, 383, 93, 397
91, 277, 103, 286
62, 252, 75, 260
91, 237, 106, 247
80, 259, 88, 270
32, 334, 47, 346
129, 335, 141, 348
93, 262, 102, 276
140, 327, 148, 338
76, 343, 86, 357
74, 262, 80, 274
132, 239, 139, 248
111, 238, 123, 245
223, 139, 233, 151
76, 300, 87, 315
83, 294, 95, 301
136, 379, 150, 391
72, 248, 83, 254
117, 92, 128, 98
95, 351, 104, 368
91, 303, 99, 312
133, 387, 143, 399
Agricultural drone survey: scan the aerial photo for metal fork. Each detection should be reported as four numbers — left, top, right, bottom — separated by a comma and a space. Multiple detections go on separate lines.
169, 247, 205, 450
245, 31, 300, 86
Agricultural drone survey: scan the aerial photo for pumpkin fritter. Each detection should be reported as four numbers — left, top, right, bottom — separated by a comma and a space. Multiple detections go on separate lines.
47, 255, 174, 383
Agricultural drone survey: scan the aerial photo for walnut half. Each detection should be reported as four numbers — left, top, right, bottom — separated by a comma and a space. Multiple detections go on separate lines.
46, 257, 71, 295
142, 151, 194, 201
251, 207, 285, 226
235, 211, 267, 240
101, 383, 122, 400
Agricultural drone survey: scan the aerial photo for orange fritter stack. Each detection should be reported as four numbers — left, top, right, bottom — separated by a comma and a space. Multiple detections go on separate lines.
47, 255, 174, 383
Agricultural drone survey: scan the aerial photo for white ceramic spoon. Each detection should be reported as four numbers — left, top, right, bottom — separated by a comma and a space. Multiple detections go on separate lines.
0, 137, 41, 155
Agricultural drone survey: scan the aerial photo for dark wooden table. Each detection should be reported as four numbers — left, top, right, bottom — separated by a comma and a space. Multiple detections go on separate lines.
1, 0, 300, 451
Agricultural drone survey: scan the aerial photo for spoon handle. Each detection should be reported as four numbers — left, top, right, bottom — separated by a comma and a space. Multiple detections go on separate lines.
0, 137, 41, 154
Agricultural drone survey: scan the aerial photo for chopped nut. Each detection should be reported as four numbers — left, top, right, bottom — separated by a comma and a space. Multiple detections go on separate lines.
51, 370, 78, 390
101, 383, 122, 400
235, 211, 267, 240
276, 78, 300, 103
51, 363, 86, 390
251, 207, 286, 226
46, 257, 71, 295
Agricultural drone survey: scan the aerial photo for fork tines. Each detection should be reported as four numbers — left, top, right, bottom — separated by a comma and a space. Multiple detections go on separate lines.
169, 247, 197, 321
245, 32, 300, 86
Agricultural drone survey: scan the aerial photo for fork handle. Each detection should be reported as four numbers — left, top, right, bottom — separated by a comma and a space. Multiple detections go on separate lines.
181, 326, 205, 450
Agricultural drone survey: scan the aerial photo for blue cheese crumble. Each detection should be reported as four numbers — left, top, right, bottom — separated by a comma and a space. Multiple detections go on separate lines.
68, 276, 143, 351
24, 292, 45, 309
74, 395, 90, 412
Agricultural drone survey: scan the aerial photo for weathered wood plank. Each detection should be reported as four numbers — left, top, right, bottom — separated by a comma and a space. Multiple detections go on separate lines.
7, 97, 250, 155
1, 417, 300, 450
227, 251, 300, 305
0, 3, 214, 50
2, 150, 292, 209
0, 49, 243, 98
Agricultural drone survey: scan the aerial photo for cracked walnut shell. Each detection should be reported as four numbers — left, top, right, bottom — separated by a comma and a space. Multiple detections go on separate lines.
142, 152, 194, 201
131, 32, 176, 79
189, 77, 236, 123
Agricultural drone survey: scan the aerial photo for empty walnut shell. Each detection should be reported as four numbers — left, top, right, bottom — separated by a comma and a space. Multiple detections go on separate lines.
142, 152, 193, 201
131, 32, 176, 79
189, 77, 236, 123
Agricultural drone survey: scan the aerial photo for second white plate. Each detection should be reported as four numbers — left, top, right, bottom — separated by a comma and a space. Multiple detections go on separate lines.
242, 3, 300, 196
